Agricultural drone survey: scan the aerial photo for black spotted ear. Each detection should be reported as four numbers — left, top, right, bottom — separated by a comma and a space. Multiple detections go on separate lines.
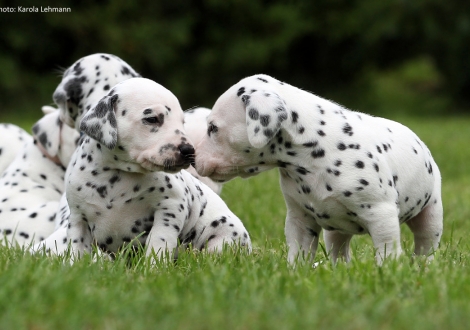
53, 75, 87, 129
242, 90, 288, 148
80, 94, 119, 149
32, 110, 62, 157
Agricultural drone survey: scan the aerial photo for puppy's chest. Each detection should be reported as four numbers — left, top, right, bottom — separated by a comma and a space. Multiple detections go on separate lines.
68, 168, 169, 250
280, 171, 367, 234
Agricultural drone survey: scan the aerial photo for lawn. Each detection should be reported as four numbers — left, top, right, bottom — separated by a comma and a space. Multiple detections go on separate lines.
0, 115, 469, 329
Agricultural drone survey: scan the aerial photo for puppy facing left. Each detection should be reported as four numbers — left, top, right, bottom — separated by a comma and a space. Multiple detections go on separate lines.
63, 78, 251, 260
0, 107, 79, 246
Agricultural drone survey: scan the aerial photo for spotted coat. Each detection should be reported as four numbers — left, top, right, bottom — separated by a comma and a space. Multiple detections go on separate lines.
195, 74, 443, 264
0, 108, 79, 246
53, 53, 140, 130
0, 123, 32, 174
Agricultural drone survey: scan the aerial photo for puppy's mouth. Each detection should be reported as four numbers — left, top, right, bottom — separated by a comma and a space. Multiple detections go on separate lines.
139, 158, 191, 174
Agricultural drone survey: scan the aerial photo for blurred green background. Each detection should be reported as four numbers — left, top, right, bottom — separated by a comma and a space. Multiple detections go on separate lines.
1, 0, 469, 127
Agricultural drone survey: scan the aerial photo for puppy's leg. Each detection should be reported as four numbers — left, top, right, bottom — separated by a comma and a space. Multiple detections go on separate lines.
406, 171, 443, 259
284, 206, 321, 264
145, 203, 186, 261
196, 215, 251, 253
363, 203, 402, 265
32, 225, 68, 255
67, 211, 93, 259
406, 198, 443, 259
323, 230, 352, 263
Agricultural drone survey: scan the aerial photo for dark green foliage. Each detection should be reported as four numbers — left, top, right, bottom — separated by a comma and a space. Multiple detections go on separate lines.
0, 0, 468, 123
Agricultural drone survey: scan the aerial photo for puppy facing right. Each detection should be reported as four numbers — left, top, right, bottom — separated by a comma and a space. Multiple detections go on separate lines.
195, 74, 443, 265
47, 78, 251, 261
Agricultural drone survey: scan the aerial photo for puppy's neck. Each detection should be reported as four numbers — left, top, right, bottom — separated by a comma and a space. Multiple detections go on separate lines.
82, 137, 150, 174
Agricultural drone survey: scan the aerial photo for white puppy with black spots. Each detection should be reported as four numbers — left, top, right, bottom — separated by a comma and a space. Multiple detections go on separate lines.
55, 78, 250, 260
52, 53, 140, 131
32, 53, 140, 252
0, 107, 79, 246
195, 74, 443, 264
0, 123, 32, 174
33, 107, 226, 254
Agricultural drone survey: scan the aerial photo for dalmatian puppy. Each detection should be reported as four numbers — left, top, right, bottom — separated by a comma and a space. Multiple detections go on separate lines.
183, 107, 223, 195
195, 74, 443, 264
0, 107, 79, 246
0, 123, 32, 174
53, 78, 250, 261
52, 53, 140, 131
32, 107, 226, 255
30, 54, 139, 251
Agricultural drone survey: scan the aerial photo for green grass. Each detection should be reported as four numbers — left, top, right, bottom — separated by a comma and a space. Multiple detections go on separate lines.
1, 115, 469, 329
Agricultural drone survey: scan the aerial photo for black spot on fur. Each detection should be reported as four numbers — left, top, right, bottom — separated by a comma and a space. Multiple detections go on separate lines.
311, 149, 325, 158
291, 111, 299, 123
343, 123, 353, 136
355, 161, 365, 169
248, 108, 259, 120
260, 115, 271, 127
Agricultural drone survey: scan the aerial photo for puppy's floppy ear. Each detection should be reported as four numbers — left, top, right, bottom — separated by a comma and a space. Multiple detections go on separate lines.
242, 90, 288, 148
32, 110, 62, 157
80, 94, 119, 149
53, 75, 87, 129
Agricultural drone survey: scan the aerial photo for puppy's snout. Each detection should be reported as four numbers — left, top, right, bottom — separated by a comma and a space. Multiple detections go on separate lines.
179, 143, 195, 167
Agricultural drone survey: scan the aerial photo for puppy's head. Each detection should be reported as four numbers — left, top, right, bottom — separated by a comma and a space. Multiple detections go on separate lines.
183, 107, 224, 194
183, 107, 212, 147
195, 74, 292, 182
32, 107, 80, 167
52, 53, 140, 131
80, 77, 194, 173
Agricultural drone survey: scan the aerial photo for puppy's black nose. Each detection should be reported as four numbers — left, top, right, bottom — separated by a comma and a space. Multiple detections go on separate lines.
179, 143, 195, 166
179, 143, 195, 156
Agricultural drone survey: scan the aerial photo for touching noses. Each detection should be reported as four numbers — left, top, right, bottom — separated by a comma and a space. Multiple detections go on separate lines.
178, 143, 195, 167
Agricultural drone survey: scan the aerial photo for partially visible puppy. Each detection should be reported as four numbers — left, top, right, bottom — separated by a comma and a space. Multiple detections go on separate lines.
0, 107, 79, 246
184, 107, 223, 195
0, 123, 32, 174
52, 53, 140, 130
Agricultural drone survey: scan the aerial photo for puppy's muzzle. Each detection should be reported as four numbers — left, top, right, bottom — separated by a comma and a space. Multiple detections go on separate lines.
178, 143, 196, 167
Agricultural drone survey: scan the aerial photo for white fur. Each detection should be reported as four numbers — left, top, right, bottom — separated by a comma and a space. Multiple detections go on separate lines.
0, 108, 79, 246
0, 123, 32, 174
195, 74, 443, 264
184, 107, 223, 195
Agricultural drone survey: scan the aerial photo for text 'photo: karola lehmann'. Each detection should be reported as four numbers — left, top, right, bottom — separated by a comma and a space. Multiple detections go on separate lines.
0, 6, 71, 13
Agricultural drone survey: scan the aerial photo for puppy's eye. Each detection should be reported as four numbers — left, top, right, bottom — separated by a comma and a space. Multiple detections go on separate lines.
143, 117, 159, 125
207, 122, 218, 136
